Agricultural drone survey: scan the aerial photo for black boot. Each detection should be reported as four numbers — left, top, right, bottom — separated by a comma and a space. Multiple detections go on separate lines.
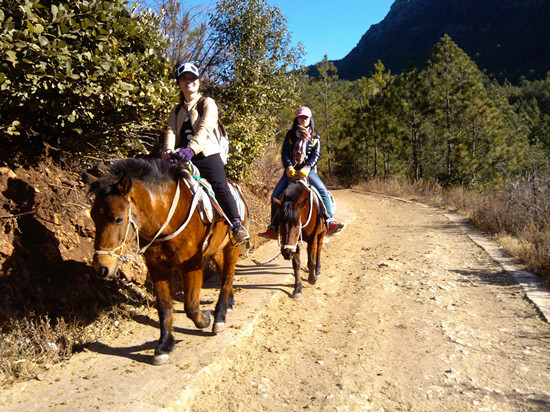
231, 218, 250, 246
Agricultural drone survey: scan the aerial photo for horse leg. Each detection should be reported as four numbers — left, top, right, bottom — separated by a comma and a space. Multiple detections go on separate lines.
313, 231, 325, 284
307, 234, 322, 285
182, 261, 212, 330
292, 245, 303, 300
210, 246, 239, 334
150, 269, 175, 365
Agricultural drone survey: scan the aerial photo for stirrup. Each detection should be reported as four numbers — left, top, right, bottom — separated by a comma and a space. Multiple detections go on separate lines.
229, 225, 250, 247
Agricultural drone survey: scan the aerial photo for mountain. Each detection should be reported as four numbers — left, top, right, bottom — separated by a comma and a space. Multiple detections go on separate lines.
333, 0, 550, 82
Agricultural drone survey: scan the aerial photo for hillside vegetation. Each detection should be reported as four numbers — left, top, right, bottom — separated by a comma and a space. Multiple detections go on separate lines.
0, 0, 549, 385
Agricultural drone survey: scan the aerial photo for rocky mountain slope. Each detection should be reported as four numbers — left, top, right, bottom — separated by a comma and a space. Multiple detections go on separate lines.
333, 0, 550, 82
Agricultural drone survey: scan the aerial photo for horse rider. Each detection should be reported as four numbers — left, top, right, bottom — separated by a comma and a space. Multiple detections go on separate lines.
162, 62, 250, 246
258, 106, 344, 240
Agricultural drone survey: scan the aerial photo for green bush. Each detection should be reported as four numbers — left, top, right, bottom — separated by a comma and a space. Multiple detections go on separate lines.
0, 0, 174, 160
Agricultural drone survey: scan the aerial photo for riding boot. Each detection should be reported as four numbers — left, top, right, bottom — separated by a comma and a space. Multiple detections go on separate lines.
326, 218, 344, 235
231, 218, 250, 246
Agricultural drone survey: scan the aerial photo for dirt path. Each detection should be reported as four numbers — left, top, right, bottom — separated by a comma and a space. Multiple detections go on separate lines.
2, 189, 550, 411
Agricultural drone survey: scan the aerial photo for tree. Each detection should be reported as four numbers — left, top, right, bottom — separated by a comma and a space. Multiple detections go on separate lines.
146, 0, 210, 66
422, 35, 519, 186
327, 80, 364, 186
390, 65, 430, 181
205, 0, 304, 180
366, 61, 394, 178
306, 55, 339, 177
344, 61, 393, 179
505, 74, 550, 154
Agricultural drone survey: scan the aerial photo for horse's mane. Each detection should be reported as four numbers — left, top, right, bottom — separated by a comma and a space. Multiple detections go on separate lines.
280, 181, 304, 221
90, 158, 186, 196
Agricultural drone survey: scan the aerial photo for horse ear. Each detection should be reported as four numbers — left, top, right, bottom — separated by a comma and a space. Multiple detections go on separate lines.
273, 198, 283, 208
116, 175, 132, 195
82, 173, 97, 184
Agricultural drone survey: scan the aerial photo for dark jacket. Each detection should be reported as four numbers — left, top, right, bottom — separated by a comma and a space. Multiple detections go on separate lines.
281, 128, 321, 170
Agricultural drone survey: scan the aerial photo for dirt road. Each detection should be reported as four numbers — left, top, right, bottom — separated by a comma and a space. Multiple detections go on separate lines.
2, 189, 550, 411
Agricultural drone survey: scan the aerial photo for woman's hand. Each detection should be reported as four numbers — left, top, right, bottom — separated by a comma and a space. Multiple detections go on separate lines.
297, 166, 310, 178
176, 147, 195, 163
286, 166, 296, 178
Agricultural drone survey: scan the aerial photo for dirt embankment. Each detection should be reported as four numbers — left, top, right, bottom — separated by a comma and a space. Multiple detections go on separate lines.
0, 158, 270, 324
1, 187, 549, 411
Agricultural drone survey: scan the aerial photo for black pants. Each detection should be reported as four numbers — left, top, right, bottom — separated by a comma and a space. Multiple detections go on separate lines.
193, 153, 239, 223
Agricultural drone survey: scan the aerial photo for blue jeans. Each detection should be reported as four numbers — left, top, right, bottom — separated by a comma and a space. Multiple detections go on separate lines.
270, 170, 333, 230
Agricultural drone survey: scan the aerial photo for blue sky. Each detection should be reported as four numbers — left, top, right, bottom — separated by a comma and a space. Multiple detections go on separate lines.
157, 0, 395, 66
269, 0, 394, 65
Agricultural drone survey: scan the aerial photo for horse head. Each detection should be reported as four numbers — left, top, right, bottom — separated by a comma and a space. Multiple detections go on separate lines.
88, 173, 134, 279
274, 179, 310, 260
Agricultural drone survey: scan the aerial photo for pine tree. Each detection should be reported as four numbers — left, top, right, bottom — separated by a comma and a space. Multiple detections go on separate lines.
302, 56, 340, 177
422, 35, 517, 186
355, 61, 393, 178
388, 65, 429, 181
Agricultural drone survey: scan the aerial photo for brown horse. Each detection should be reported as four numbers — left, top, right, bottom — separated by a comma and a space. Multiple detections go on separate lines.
273, 178, 327, 300
88, 158, 248, 365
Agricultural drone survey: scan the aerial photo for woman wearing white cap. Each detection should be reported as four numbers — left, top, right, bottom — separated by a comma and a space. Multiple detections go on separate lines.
258, 106, 344, 240
163, 62, 250, 245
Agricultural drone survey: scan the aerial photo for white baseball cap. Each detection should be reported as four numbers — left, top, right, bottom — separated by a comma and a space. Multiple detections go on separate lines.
175, 62, 200, 79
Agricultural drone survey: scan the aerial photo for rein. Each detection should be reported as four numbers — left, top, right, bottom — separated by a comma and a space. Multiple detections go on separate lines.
94, 179, 202, 263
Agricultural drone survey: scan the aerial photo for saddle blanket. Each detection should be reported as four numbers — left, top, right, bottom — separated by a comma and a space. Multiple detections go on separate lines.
181, 168, 246, 225
308, 184, 336, 216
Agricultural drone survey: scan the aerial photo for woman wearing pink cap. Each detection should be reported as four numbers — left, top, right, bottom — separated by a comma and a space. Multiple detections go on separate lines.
258, 106, 344, 240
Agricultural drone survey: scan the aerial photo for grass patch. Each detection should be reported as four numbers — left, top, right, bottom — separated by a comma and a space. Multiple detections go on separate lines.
0, 278, 154, 386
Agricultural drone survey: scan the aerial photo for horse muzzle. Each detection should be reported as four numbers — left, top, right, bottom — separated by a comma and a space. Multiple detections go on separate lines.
281, 245, 296, 260
93, 254, 119, 280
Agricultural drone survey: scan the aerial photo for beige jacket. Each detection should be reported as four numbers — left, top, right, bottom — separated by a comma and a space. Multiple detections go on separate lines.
164, 94, 221, 157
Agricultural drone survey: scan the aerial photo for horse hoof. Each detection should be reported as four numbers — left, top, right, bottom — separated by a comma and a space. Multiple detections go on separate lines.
152, 354, 169, 365
196, 310, 213, 329
292, 292, 302, 300
213, 322, 226, 334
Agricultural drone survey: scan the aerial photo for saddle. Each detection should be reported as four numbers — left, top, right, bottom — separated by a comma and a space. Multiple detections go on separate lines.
302, 180, 337, 218
180, 165, 246, 225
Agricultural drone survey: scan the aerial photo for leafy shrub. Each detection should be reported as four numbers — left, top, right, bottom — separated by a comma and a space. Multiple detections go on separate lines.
0, 0, 175, 161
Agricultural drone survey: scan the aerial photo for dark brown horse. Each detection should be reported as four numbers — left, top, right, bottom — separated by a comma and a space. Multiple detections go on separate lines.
273, 178, 327, 300
88, 158, 248, 365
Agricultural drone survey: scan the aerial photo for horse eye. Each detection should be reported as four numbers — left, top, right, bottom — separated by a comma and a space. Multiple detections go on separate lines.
115, 217, 124, 224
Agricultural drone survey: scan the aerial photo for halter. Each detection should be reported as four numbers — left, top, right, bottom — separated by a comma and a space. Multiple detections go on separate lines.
283, 180, 314, 252
93, 205, 139, 261
94, 180, 201, 263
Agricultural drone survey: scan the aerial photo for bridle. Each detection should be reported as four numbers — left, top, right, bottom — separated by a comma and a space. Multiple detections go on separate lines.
93, 205, 139, 262
94, 180, 201, 263
282, 181, 314, 252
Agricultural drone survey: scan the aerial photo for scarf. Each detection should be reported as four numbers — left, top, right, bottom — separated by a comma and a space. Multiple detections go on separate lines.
293, 125, 312, 165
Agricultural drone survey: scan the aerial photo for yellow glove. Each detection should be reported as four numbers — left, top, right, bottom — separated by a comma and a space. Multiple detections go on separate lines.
286, 166, 296, 178
297, 166, 311, 178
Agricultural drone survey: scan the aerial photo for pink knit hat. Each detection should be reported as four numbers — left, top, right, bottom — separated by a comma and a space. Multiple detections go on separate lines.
296, 106, 312, 118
